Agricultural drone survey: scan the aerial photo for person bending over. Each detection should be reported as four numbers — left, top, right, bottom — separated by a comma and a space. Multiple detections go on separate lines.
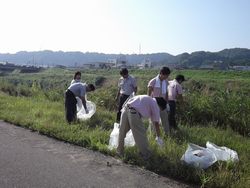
65, 83, 95, 123
117, 95, 166, 160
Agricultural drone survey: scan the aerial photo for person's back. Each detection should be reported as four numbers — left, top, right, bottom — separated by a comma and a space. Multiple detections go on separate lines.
168, 79, 183, 101
126, 95, 160, 121
68, 83, 87, 98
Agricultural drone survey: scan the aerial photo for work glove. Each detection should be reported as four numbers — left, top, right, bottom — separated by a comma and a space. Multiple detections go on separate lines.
85, 108, 89, 114
155, 137, 163, 146
166, 103, 170, 111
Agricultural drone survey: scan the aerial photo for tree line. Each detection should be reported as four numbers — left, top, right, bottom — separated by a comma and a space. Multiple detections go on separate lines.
0, 48, 249, 69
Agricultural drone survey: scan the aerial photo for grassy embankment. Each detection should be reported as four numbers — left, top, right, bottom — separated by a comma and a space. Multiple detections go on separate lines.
0, 69, 250, 188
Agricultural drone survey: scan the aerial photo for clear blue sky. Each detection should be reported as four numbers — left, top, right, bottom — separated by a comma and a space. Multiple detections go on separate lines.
0, 0, 249, 56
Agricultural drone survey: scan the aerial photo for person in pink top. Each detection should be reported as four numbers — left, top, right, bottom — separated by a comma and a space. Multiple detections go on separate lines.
117, 95, 166, 160
147, 67, 171, 135
168, 74, 186, 130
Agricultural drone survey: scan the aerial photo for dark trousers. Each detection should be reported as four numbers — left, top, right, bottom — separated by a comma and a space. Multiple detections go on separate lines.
116, 94, 130, 121
65, 90, 77, 123
168, 100, 177, 130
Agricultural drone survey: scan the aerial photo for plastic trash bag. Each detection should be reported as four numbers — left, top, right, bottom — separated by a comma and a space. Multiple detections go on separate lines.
76, 97, 82, 111
77, 100, 96, 120
181, 143, 217, 169
76, 94, 88, 111
108, 123, 135, 150
206, 141, 239, 162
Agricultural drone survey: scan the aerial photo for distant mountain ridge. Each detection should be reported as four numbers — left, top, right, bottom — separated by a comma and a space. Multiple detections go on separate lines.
0, 48, 249, 68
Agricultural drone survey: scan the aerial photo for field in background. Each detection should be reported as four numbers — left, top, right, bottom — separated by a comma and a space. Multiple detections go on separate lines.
0, 69, 250, 188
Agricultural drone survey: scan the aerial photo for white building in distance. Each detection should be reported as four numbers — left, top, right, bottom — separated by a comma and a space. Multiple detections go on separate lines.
137, 58, 152, 69
82, 62, 114, 69
107, 55, 128, 68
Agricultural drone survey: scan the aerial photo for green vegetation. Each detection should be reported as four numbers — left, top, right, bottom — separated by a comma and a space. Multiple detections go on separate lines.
1, 69, 250, 188
1, 48, 250, 69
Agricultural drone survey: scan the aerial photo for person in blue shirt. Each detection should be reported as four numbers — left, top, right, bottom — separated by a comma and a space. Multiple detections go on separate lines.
65, 83, 95, 123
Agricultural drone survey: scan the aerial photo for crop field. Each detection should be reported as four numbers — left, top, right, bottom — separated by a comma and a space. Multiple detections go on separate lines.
0, 68, 250, 188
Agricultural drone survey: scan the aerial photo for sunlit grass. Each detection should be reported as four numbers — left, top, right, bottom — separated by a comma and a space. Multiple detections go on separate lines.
1, 69, 250, 187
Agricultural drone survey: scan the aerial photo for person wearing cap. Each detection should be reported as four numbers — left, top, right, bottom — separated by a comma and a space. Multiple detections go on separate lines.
65, 83, 95, 123
117, 95, 166, 160
115, 68, 137, 122
168, 74, 186, 130
147, 66, 171, 136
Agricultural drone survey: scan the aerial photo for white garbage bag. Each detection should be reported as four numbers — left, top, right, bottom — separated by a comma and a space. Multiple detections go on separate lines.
77, 101, 96, 120
76, 94, 88, 112
108, 123, 135, 150
181, 143, 217, 169
76, 97, 82, 111
206, 141, 239, 162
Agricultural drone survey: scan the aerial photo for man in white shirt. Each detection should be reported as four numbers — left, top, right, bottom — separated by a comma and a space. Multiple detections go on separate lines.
115, 68, 137, 122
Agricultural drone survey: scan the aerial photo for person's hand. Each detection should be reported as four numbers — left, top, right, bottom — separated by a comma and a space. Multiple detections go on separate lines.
155, 137, 163, 146
85, 109, 89, 114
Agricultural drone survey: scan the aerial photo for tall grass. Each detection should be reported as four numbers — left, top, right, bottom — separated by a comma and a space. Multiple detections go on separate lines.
1, 69, 250, 187
176, 85, 250, 136
1, 91, 249, 187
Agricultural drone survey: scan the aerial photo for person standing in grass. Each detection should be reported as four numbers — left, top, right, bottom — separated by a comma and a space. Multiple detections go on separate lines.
71, 71, 83, 110
117, 95, 166, 160
168, 74, 186, 130
65, 83, 95, 123
147, 66, 171, 136
71, 71, 82, 85
115, 68, 138, 122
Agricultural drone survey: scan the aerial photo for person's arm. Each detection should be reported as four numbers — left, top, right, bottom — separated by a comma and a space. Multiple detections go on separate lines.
134, 87, 137, 95
179, 94, 186, 110
79, 96, 87, 110
154, 122, 160, 137
147, 86, 153, 96
165, 92, 169, 103
115, 88, 121, 102
70, 80, 75, 85
154, 122, 163, 146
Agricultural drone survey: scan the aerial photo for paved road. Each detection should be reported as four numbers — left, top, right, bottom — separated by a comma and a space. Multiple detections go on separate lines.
0, 120, 195, 188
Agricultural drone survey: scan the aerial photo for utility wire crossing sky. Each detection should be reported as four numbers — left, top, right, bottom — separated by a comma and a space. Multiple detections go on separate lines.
0, 0, 249, 56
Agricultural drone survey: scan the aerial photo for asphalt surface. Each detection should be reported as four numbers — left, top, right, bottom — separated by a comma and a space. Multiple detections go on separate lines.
0, 120, 196, 188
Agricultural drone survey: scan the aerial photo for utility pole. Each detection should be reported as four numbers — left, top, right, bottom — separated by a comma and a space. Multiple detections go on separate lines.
33, 54, 34, 66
